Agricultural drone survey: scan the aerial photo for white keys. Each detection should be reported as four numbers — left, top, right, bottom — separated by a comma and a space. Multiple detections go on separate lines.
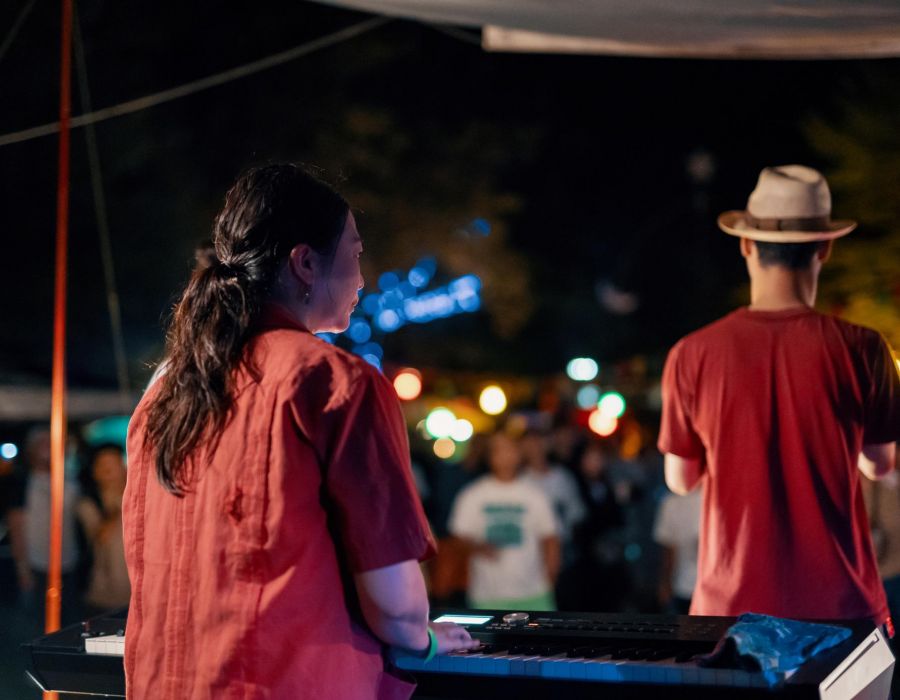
84, 634, 125, 656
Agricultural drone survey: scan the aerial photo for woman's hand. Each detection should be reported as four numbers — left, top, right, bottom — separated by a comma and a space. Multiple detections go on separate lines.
428, 621, 481, 654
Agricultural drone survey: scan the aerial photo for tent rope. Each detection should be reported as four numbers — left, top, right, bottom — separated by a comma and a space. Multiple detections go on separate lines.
0, 16, 389, 148
73, 5, 131, 409
0, 0, 38, 68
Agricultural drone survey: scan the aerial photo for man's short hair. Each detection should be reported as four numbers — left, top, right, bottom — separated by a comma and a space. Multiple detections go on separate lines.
755, 241, 821, 270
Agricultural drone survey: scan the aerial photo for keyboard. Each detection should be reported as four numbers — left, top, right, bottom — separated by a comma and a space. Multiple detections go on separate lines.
393, 610, 895, 699
23, 607, 894, 699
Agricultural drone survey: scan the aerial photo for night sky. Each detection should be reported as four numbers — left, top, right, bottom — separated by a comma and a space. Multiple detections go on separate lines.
1, 0, 897, 389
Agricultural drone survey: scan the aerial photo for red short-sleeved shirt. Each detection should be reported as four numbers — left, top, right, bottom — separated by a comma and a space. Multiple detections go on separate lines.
123, 306, 436, 700
659, 307, 900, 624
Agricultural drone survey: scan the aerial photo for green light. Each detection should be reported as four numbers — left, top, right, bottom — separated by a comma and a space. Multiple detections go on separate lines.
425, 408, 457, 439
598, 391, 626, 419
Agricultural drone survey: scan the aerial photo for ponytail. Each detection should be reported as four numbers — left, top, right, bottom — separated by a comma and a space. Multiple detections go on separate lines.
144, 164, 348, 495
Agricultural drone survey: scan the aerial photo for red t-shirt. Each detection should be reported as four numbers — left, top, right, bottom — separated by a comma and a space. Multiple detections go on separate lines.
659, 307, 900, 624
123, 306, 436, 700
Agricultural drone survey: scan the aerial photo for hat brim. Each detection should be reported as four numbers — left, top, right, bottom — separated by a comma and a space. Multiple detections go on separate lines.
717, 211, 856, 242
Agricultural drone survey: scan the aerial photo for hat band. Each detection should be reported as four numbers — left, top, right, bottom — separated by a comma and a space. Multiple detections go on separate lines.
744, 212, 831, 232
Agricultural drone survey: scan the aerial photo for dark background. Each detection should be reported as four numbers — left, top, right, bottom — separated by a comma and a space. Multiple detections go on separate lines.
1, 0, 897, 388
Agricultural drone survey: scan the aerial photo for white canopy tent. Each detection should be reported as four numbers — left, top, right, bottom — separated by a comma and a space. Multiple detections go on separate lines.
314, 0, 900, 59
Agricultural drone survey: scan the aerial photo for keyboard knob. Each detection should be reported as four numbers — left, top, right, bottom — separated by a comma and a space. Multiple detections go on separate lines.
502, 612, 530, 626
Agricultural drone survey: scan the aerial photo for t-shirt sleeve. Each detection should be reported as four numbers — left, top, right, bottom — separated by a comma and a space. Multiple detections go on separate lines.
658, 340, 705, 459
294, 358, 436, 573
530, 488, 558, 539
862, 333, 900, 445
448, 487, 480, 541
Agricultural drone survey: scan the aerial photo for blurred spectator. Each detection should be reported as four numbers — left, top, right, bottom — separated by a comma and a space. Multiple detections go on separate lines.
0, 454, 27, 604
520, 428, 586, 564
11, 426, 82, 625
558, 439, 628, 611
653, 487, 701, 614
548, 420, 583, 471
449, 432, 559, 610
428, 434, 487, 606
76, 443, 130, 613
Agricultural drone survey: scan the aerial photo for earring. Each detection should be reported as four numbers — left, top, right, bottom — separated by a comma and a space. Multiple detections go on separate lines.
303, 287, 311, 304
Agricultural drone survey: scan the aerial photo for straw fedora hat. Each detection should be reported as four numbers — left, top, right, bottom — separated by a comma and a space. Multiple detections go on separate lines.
718, 165, 856, 242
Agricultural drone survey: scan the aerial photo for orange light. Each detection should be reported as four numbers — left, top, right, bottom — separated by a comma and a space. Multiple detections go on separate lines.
588, 409, 618, 437
393, 369, 422, 400
433, 438, 456, 459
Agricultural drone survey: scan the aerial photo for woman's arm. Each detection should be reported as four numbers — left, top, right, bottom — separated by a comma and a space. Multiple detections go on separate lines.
354, 560, 479, 654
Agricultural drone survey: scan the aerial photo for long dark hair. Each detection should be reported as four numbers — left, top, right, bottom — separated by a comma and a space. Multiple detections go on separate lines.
146, 164, 349, 495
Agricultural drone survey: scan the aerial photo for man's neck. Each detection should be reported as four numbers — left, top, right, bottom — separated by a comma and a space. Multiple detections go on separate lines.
749, 266, 818, 311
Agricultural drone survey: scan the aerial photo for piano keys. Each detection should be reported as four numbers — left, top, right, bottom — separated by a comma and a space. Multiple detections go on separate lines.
23, 607, 894, 698
393, 610, 895, 699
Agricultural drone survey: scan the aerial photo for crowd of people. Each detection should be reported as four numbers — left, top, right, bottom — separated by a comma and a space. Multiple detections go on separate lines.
1, 164, 898, 700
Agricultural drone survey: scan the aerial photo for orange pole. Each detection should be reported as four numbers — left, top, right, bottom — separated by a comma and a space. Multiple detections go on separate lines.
46, 0, 73, 658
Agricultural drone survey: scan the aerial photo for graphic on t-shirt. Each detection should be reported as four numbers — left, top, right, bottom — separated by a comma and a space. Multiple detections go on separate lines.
483, 503, 525, 547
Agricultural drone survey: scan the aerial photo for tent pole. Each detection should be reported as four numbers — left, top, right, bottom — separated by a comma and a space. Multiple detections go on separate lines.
46, 2, 73, 698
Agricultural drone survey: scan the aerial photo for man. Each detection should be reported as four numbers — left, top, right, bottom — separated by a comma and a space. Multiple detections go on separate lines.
659, 165, 900, 627
449, 432, 560, 611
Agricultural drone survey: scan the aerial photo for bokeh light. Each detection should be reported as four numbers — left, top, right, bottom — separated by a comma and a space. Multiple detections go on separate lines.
433, 438, 456, 459
1, 443, 18, 460
598, 391, 626, 418
393, 369, 422, 401
347, 319, 372, 344
450, 419, 474, 442
479, 385, 507, 415
588, 410, 618, 437
566, 357, 599, 382
425, 408, 457, 439
576, 384, 601, 410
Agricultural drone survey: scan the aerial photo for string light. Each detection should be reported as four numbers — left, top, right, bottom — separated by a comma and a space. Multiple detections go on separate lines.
589, 410, 618, 437
598, 391, 626, 418
393, 369, 422, 401
566, 357, 599, 382
479, 385, 507, 415
433, 438, 456, 459
425, 408, 457, 439
450, 419, 474, 442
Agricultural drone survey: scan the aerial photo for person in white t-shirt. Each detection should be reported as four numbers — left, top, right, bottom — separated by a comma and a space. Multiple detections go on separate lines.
653, 487, 702, 614
520, 428, 586, 565
449, 432, 560, 610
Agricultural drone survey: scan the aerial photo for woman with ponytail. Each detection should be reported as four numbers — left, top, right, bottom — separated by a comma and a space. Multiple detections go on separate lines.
123, 164, 476, 700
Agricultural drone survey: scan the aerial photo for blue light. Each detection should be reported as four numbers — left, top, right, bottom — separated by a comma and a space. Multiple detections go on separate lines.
416, 256, 437, 276
381, 289, 404, 310
408, 267, 429, 288
471, 218, 491, 236
576, 384, 601, 410
362, 354, 382, 370
1, 443, 18, 460
376, 309, 404, 332
316, 332, 336, 344
361, 293, 381, 316
347, 319, 372, 344
378, 271, 401, 292
398, 281, 416, 299
354, 342, 384, 360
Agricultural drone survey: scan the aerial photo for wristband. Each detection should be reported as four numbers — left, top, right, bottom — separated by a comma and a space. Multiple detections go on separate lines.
423, 627, 438, 663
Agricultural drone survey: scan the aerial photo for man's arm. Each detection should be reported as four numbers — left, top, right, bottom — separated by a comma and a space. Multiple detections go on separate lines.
664, 453, 703, 495
858, 442, 896, 481
541, 535, 561, 585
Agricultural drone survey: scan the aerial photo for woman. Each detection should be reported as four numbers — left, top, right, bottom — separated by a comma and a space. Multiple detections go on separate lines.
76, 443, 130, 614
124, 164, 476, 700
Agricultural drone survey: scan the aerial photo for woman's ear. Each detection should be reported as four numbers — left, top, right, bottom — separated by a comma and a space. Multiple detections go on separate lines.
287, 243, 317, 287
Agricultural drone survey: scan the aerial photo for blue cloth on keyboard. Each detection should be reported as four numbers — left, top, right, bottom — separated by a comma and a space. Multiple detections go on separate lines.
699, 613, 852, 687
